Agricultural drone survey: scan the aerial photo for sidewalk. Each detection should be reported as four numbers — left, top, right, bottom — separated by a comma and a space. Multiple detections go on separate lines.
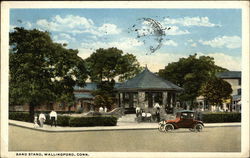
9, 119, 241, 133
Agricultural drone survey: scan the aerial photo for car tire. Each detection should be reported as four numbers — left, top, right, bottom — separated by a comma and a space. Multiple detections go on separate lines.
164, 123, 174, 132
194, 123, 203, 132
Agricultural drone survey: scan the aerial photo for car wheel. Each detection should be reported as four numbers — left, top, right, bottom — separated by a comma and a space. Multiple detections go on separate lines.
194, 123, 203, 132
164, 123, 174, 132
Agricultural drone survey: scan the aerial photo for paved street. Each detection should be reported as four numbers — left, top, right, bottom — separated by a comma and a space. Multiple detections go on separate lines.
9, 125, 240, 152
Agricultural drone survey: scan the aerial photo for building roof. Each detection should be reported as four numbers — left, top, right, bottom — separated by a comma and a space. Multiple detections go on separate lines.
74, 82, 121, 91
116, 67, 183, 91
217, 71, 241, 79
74, 83, 98, 91
232, 95, 241, 101
74, 82, 122, 100
74, 93, 94, 99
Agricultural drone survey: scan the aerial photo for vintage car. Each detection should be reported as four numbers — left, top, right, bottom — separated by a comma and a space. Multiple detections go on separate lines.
159, 110, 204, 132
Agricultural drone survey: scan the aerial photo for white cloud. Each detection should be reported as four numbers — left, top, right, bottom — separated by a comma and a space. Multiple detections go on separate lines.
165, 26, 190, 35
78, 48, 93, 60
163, 16, 221, 27
98, 23, 121, 35
59, 33, 76, 41
37, 15, 94, 32
81, 38, 143, 51
36, 15, 121, 36
53, 33, 76, 44
25, 21, 32, 29
199, 36, 241, 49
197, 52, 241, 71
191, 43, 197, 47
187, 39, 197, 47
54, 39, 69, 44
53, 15, 94, 28
9, 25, 17, 32
163, 40, 178, 47
78, 48, 241, 72
137, 52, 241, 72
137, 52, 185, 72
136, 21, 189, 36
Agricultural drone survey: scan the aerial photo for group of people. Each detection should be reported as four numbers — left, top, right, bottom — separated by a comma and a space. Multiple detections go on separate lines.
34, 110, 57, 128
135, 102, 162, 122
98, 106, 108, 113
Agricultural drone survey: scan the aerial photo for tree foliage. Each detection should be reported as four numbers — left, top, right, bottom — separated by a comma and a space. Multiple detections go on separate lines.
85, 47, 142, 110
92, 80, 116, 110
9, 27, 88, 118
200, 77, 232, 106
85, 47, 142, 82
158, 54, 227, 104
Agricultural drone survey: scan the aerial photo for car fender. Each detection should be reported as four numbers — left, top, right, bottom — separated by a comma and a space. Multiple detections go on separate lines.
193, 121, 204, 128
166, 122, 177, 129
198, 121, 204, 127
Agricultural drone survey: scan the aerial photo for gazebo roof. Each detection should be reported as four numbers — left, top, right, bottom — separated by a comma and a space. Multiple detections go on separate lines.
116, 67, 183, 91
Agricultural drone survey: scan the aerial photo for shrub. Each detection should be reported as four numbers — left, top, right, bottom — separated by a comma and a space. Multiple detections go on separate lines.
10, 112, 117, 127
202, 112, 241, 123
9, 112, 31, 122
69, 116, 118, 127
44, 115, 70, 126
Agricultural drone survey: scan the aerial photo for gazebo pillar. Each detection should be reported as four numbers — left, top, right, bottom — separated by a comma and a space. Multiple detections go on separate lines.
120, 93, 124, 108
170, 93, 173, 108
173, 93, 176, 107
138, 91, 145, 108
163, 92, 168, 109
116, 93, 120, 107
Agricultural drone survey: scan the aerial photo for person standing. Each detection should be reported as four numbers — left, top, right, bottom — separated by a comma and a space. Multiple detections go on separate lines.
104, 106, 107, 113
34, 114, 39, 128
38, 112, 46, 128
99, 106, 104, 113
49, 110, 57, 127
156, 107, 161, 122
136, 106, 141, 117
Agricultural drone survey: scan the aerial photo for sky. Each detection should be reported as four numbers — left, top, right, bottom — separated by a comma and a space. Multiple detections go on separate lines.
10, 9, 242, 72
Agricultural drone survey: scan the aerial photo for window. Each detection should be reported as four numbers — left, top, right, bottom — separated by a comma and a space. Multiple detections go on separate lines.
237, 88, 241, 95
238, 79, 241, 85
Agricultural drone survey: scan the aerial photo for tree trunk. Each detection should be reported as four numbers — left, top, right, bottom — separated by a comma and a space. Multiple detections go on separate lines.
68, 105, 72, 113
29, 102, 35, 122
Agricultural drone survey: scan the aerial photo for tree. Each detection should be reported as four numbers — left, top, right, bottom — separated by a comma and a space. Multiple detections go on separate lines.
9, 27, 88, 120
85, 47, 142, 82
92, 80, 116, 110
85, 47, 142, 110
200, 77, 232, 108
158, 54, 227, 107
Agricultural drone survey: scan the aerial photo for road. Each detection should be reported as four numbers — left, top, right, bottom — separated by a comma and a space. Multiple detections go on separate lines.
9, 125, 240, 152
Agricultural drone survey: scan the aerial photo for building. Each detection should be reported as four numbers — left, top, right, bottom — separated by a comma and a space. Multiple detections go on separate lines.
74, 83, 121, 112
10, 68, 183, 113
217, 71, 241, 112
115, 67, 183, 113
196, 71, 241, 112
74, 83, 98, 112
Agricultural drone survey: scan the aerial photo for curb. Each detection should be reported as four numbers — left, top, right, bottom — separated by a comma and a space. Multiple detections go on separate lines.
9, 122, 241, 133
9, 123, 157, 133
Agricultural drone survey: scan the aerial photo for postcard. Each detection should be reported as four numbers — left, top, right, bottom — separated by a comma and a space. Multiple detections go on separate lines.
1, 1, 249, 158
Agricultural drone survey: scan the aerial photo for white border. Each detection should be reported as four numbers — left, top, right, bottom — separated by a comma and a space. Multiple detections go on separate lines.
1, 1, 249, 158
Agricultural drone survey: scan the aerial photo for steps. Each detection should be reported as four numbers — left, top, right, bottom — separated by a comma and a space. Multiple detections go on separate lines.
118, 114, 137, 123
